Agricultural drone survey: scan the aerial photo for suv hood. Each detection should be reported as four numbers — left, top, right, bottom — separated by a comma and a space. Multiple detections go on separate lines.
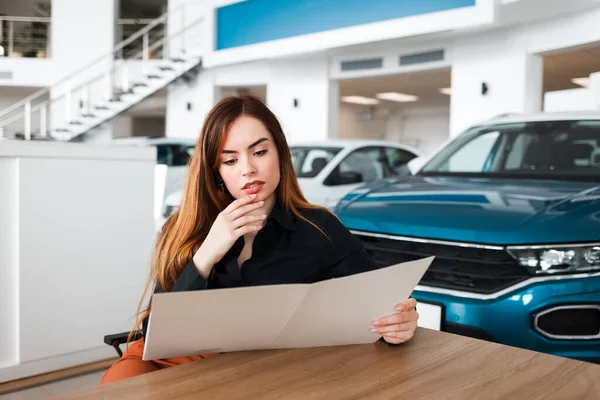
335, 176, 600, 245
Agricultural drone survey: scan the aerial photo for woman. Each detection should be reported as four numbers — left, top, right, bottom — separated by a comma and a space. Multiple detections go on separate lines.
101, 95, 419, 384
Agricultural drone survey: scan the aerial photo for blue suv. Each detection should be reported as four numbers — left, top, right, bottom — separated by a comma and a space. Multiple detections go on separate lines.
334, 113, 600, 362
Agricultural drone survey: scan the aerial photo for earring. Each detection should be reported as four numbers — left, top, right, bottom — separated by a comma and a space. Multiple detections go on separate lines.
218, 182, 225, 192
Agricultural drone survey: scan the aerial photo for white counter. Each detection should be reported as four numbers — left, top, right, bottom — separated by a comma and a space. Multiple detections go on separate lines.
0, 140, 156, 382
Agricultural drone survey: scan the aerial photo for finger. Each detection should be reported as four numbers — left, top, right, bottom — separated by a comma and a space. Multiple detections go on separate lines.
371, 321, 416, 335
233, 224, 263, 237
372, 309, 418, 327
387, 328, 416, 341
395, 298, 417, 312
232, 214, 267, 229
223, 195, 258, 214
382, 336, 404, 345
382, 331, 414, 344
229, 201, 265, 221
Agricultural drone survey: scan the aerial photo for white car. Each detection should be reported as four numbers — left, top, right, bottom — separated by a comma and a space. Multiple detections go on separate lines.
291, 139, 421, 208
159, 139, 421, 226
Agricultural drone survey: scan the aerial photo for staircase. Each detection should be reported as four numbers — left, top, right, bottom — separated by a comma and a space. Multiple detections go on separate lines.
0, 4, 205, 142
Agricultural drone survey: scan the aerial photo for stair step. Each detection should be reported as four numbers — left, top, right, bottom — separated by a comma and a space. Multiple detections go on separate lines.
54, 128, 71, 133
146, 74, 162, 79
94, 105, 110, 110
81, 113, 96, 118
158, 66, 174, 71
171, 57, 186, 63
69, 121, 84, 126
132, 82, 148, 88
115, 88, 135, 96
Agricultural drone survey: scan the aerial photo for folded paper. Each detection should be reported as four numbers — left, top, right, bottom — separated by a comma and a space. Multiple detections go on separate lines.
143, 256, 434, 360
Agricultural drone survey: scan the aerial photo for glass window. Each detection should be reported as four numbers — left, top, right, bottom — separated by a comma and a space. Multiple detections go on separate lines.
384, 147, 418, 174
420, 120, 600, 180
290, 146, 342, 178
156, 144, 195, 166
325, 147, 385, 186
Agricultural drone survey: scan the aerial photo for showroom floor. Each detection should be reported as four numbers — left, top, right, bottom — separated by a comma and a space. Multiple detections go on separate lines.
0, 369, 107, 399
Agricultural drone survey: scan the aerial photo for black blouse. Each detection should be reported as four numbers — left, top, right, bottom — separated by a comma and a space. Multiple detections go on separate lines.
142, 201, 380, 338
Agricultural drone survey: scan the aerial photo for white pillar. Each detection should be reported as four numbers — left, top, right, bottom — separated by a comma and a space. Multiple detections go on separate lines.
165, 69, 217, 139
267, 56, 338, 143
450, 31, 543, 137
50, 0, 117, 136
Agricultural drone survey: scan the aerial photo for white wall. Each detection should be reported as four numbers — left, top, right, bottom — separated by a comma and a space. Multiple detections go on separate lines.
50, 0, 116, 82
166, 69, 216, 139
524, 7, 600, 55
449, 30, 543, 136
112, 115, 134, 138
338, 103, 386, 140
0, 158, 18, 369
339, 103, 449, 154
390, 106, 450, 155
267, 56, 338, 142
213, 60, 269, 87
0, 59, 53, 87
544, 88, 595, 112
0, 141, 156, 381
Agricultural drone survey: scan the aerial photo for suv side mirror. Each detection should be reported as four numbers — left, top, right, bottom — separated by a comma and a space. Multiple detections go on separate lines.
407, 157, 427, 175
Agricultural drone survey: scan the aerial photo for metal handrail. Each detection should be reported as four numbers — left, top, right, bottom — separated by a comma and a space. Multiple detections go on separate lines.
0, 16, 51, 23
118, 18, 156, 25
0, 2, 203, 120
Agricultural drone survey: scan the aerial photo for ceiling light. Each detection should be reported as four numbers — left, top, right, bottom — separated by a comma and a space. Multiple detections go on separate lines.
439, 87, 452, 95
375, 92, 419, 102
341, 96, 380, 105
571, 77, 590, 88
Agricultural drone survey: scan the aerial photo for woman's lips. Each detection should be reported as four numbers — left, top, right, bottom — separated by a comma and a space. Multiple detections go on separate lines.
242, 181, 265, 195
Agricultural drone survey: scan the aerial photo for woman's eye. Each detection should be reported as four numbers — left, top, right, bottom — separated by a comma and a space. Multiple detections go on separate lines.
254, 150, 268, 156
223, 159, 236, 165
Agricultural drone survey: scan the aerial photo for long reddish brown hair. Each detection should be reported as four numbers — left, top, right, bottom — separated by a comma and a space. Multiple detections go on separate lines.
129, 95, 326, 341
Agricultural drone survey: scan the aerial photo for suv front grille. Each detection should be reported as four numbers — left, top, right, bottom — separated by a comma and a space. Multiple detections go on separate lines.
354, 233, 532, 295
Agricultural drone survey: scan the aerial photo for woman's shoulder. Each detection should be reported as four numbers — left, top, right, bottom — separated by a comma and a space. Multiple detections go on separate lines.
297, 206, 338, 225
296, 206, 349, 236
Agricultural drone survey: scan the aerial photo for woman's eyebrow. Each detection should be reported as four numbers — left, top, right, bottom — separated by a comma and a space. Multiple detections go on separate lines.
222, 138, 269, 153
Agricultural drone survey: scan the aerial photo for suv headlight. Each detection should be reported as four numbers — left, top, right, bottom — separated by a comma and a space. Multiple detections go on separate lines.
507, 244, 600, 275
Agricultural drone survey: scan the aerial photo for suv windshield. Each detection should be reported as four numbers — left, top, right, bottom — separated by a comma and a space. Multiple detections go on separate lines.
291, 146, 342, 178
420, 120, 600, 181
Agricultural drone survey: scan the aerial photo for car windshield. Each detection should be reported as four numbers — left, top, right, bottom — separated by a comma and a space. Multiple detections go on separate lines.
156, 144, 195, 166
420, 120, 600, 181
291, 146, 342, 178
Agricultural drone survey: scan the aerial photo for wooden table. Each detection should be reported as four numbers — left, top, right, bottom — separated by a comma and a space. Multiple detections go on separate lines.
64, 329, 600, 400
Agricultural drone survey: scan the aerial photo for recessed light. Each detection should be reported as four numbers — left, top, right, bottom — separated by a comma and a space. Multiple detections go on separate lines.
571, 77, 590, 88
341, 96, 380, 105
439, 87, 452, 95
375, 92, 419, 102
